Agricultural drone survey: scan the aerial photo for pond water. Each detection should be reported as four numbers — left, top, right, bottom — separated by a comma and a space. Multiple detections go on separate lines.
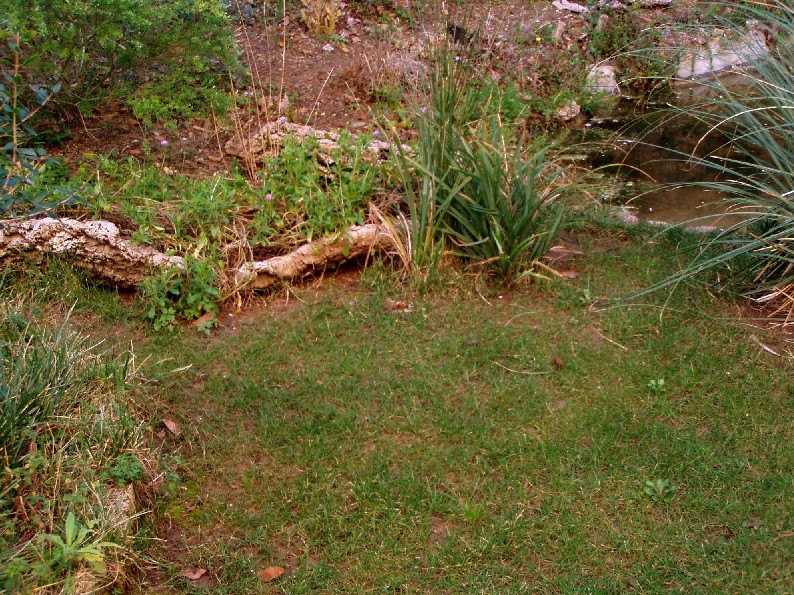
587, 95, 748, 230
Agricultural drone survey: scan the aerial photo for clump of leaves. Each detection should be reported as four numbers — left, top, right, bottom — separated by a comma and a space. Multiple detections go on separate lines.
300, 0, 342, 35
141, 257, 221, 332
106, 454, 144, 485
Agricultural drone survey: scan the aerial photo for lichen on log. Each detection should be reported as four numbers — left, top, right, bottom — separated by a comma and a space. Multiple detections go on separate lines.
0, 217, 184, 288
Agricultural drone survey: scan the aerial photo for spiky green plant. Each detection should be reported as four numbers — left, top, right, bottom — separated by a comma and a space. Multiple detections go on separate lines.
388, 49, 571, 285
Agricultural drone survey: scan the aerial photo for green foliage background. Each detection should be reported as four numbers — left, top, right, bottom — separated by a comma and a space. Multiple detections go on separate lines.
1, 0, 239, 124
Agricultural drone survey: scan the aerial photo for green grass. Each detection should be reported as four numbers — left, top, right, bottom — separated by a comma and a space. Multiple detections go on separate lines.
128, 231, 793, 593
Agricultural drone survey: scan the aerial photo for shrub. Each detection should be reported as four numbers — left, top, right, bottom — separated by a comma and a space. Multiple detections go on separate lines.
0, 33, 76, 218
1, 0, 239, 124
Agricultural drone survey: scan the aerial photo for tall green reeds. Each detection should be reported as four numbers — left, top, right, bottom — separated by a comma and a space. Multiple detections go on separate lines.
387, 47, 571, 285
634, 0, 794, 323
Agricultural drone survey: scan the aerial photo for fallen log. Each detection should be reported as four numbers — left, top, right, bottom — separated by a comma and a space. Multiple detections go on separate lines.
0, 217, 392, 291
235, 223, 394, 290
0, 217, 184, 288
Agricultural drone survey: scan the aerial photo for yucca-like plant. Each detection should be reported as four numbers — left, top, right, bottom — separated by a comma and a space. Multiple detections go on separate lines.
387, 47, 481, 283
633, 0, 794, 323
446, 119, 568, 283
388, 48, 570, 285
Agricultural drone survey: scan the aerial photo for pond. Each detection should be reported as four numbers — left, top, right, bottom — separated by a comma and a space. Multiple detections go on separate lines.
588, 91, 749, 230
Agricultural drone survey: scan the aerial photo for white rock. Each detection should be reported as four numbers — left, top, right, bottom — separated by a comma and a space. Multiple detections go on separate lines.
553, 0, 590, 13
676, 22, 768, 79
586, 64, 621, 95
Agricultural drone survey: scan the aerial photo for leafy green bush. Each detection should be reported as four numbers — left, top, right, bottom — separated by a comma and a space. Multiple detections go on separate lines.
0, 33, 77, 218
1, 0, 238, 124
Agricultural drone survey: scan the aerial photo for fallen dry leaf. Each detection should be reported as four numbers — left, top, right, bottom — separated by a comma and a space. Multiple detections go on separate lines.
257, 566, 286, 582
162, 419, 180, 435
181, 568, 207, 581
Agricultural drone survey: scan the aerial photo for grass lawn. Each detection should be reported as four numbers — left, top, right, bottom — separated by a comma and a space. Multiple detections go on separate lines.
126, 230, 793, 593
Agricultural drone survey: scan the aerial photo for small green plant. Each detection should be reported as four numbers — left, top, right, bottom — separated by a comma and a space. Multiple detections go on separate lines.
646, 378, 665, 393
106, 453, 144, 485
643, 478, 676, 502
37, 512, 119, 576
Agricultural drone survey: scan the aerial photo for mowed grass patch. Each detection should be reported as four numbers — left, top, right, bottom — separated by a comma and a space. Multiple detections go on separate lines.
143, 233, 793, 593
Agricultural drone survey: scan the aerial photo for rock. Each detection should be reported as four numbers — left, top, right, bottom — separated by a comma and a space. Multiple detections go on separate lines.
557, 100, 582, 121
586, 64, 621, 95
676, 21, 769, 79
553, 0, 589, 13
552, 21, 567, 43
104, 484, 137, 534
322, 43, 334, 52
596, 14, 609, 32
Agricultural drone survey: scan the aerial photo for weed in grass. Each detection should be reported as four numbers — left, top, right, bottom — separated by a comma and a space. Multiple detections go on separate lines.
643, 479, 676, 503
36, 512, 120, 577
646, 378, 665, 393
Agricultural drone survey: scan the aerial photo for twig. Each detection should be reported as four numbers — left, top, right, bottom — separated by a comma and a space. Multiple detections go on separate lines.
492, 360, 551, 375
593, 327, 629, 351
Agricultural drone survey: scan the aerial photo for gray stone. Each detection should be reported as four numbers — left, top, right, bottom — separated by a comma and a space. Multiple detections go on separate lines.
557, 100, 582, 121
586, 64, 621, 95
676, 22, 768, 79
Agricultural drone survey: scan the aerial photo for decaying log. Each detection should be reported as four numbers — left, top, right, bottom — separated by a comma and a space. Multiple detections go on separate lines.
1, 217, 392, 291
235, 224, 393, 290
0, 217, 184, 288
